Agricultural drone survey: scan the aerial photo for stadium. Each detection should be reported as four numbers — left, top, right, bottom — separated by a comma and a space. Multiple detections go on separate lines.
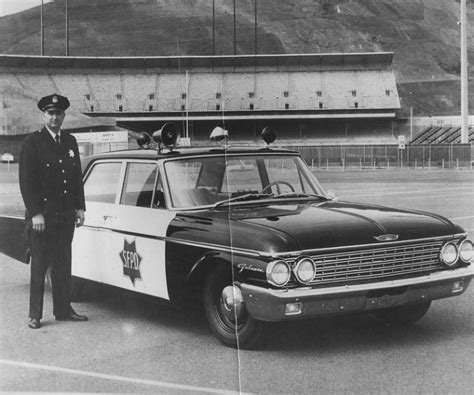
0, 0, 473, 168
0, 51, 472, 168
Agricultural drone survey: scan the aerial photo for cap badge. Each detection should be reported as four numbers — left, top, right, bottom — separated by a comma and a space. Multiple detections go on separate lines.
69, 149, 74, 158
52, 96, 58, 103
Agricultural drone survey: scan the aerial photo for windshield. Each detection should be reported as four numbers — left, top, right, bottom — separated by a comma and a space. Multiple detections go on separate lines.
164, 154, 328, 209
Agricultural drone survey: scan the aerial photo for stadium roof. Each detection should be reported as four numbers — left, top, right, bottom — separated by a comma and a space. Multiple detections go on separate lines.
0, 52, 394, 72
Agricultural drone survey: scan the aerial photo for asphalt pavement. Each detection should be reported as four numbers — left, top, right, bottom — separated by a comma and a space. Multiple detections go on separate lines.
1, 166, 473, 393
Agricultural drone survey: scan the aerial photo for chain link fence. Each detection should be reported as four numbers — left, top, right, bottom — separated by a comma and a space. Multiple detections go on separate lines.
285, 144, 473, 170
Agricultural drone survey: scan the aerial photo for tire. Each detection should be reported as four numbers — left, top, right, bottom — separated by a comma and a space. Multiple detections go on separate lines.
203, 264, 264, 349
71, 276, 86, 302
373, 301, 431, 325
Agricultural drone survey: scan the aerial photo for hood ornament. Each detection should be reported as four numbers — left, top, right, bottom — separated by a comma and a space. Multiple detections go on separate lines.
374, 234, 399, 242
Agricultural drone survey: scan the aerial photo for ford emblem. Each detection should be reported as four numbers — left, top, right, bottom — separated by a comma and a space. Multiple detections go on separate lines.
374, 234, 399, 242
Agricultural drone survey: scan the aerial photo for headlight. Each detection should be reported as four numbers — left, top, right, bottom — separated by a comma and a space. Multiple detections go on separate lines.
459, 239, 473, 263
294, 257, 316, 284
266, 260, 290, 286
440, 242, 459, 267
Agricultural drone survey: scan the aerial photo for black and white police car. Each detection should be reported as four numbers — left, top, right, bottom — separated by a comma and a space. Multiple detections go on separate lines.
4, 125, 474, 348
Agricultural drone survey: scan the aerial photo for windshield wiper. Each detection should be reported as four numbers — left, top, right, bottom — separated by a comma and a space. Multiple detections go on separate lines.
212, 193, 273, 209
272, 192, 330, 200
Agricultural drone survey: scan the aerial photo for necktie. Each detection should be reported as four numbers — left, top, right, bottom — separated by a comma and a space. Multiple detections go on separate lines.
55, 134, 60, 145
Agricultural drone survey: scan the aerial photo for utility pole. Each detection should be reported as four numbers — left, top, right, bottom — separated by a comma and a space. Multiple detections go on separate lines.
40, 0, 44, 56
212, 0, 215, 56
233, 0, 236, 55
460, 0, 469, 143
254, 0, 257, 55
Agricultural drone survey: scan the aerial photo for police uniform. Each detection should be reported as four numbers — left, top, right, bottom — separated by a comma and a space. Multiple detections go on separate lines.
19, 94, 87, 327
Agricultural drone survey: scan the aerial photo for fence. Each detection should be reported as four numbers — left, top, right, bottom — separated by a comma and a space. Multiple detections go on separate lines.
284, 144, 473, 170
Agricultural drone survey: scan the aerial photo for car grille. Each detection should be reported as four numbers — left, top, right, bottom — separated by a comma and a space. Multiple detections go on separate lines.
286, 240, 445, 286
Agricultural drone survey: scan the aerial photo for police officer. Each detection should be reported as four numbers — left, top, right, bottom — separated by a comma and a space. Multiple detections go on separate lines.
19, 93, 87, 329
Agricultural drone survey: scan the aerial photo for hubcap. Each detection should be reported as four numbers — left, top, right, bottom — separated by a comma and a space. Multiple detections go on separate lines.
220, 285, 244, 322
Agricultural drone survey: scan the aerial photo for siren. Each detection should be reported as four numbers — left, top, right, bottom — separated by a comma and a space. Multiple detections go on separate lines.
210, 126, 229, 142
152, 123, 179, 151
136, 132, 151, 148
261, 125, 276, 146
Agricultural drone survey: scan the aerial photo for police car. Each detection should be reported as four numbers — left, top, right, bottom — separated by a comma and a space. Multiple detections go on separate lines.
4, 125, 474, 348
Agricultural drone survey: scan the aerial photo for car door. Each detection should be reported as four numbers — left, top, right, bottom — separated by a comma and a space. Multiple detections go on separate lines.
99, 160, 175, 300
72, 160, 123, 283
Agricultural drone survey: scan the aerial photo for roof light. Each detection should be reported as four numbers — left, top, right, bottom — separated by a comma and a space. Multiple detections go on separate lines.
210, 126, 229, 142
261, 126, 276, 145
136, 132, 151, 148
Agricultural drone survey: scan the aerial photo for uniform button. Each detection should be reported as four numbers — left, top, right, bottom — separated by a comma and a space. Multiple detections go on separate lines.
64, 190, 67, 194
43, 198, 47, 201
59, 160, 63, 163
64, 180, 67, 183
62, 170, 65, 173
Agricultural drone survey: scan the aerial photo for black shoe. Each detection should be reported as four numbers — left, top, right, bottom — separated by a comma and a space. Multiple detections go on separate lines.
56, 311, 88, 322
28, 318, 41, 329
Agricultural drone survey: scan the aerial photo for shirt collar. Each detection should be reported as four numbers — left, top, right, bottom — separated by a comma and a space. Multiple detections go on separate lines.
45, 126, 61, 142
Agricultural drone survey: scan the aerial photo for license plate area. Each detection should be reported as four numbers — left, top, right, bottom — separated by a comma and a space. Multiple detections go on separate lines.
365, 286, 408, 309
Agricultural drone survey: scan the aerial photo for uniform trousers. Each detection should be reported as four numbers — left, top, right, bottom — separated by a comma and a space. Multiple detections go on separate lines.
28, 216, 75, 320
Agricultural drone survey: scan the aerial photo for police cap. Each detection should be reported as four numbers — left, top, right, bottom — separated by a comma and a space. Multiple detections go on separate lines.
37, 93, 70, 112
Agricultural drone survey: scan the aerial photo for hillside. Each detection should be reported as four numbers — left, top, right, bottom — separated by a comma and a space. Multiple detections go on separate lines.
0, 0, 473, 117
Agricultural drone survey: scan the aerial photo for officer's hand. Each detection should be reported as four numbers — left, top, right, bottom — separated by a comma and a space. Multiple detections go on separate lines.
76, 209, 85, 227
32, 213, 45, 232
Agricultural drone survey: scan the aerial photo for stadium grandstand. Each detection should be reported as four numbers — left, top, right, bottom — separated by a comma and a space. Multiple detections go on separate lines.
0, 52, 400, 146
410, 126, 474, 145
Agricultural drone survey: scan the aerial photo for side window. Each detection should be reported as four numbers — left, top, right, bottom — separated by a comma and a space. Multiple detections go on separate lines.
84, 162, 122, 203
120, 162, 157, 207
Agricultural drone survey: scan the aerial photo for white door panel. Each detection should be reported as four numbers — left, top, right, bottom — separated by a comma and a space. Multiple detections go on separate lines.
72, 201, 110, 282
101, 205, 175, 300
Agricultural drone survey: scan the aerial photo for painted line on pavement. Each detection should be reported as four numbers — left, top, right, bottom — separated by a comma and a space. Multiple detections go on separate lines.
0, 359, 243, 394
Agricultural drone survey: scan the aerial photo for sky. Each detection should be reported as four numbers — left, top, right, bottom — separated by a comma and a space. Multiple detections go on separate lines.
0, 0, 53, 17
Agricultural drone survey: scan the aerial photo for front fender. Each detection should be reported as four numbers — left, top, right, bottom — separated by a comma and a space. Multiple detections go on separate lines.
186, 251, 268, 288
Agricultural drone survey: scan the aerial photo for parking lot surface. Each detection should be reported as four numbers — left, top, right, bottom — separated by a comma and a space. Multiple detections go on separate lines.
1, 165, 473, 393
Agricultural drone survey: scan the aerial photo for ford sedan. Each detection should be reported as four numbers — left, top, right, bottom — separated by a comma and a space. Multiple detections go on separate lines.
1, 128, 473, 348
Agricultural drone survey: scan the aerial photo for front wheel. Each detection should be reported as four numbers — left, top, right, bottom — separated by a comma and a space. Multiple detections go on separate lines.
203, 265, 264, 348
372, 302, 431, 325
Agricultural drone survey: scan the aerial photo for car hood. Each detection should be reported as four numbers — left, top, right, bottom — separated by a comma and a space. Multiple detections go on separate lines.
233, 200, 460, 249
170, 200, 462, 254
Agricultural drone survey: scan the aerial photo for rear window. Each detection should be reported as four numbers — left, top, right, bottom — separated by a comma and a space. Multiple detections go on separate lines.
84, 162, 122, 204
120, 162, 157, 208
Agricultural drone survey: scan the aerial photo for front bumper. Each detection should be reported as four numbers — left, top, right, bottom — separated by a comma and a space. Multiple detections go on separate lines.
241, 267, 474, 322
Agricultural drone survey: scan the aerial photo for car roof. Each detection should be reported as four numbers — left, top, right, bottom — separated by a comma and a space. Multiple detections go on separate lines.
82, 145, 299, 168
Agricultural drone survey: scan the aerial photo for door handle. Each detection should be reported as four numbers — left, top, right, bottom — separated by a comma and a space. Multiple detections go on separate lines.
103, 215, 117, 221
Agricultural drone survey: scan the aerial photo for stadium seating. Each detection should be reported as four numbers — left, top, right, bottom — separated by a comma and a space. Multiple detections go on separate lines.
410, 126, 473, 144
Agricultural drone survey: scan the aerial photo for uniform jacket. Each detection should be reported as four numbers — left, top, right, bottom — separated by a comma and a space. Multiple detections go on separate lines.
19, 127, 86, 221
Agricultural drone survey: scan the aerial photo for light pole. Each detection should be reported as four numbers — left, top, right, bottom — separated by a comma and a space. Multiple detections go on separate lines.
254, 0, 257, 55
233, 0, 236, 55
40, 0, 44, 55
66, 0, 69, 56
460, 0, 468, 143
212, 0, 215, 56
